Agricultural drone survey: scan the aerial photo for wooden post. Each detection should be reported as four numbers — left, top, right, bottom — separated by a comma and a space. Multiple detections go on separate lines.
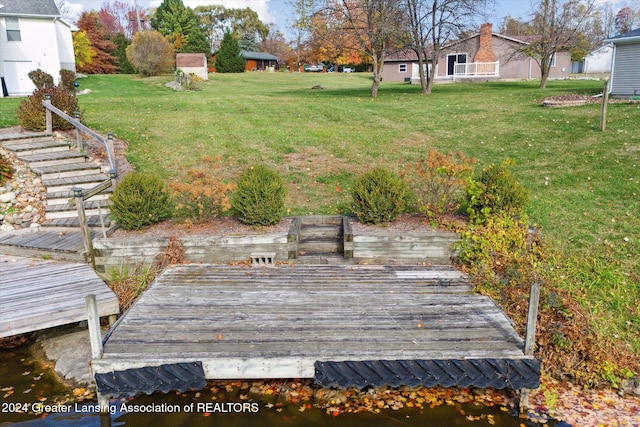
74, 187, 95, 267
107, 132, 116, 165
44, 95, 52, 134
74, 111, 83, 151
520, 281, 541, 414
524, 282, 541, 356
86, 294, 103, 359
600, 79, 609, 132
86, 294, 111, 415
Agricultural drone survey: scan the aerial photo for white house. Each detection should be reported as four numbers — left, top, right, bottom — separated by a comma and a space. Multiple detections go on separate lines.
605, 28, 640, 97
584, 44, 613, 75
0, 0, 75, 97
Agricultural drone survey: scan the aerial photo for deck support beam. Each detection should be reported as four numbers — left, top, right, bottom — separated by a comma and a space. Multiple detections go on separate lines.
520, 281, 541, 413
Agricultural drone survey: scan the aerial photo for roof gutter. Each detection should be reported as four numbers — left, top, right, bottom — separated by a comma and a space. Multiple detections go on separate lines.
605, 36, 640, 44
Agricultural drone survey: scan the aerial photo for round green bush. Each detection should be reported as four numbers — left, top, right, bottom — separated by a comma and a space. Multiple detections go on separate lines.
465, 160, 529, 223
351, 167, 409, 224
231, 165, 286, 226
110, 173, 172, 230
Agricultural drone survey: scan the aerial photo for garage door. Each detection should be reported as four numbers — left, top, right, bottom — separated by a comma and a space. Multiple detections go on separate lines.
3, 60, 36, 96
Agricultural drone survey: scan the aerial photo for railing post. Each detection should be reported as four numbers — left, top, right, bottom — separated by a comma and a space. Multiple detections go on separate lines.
44, 95, 52, 134
106, 133, 115, 165
109, 169, 118, 189
74, 111, 83, 151
524, 282, 540, 356
85, 294, 111, 417
600, 79, 609, 132
74, 187, 95, 267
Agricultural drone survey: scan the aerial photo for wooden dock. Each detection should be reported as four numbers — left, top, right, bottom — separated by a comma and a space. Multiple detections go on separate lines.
93, 264, 540, 396
0, 254, 120, 338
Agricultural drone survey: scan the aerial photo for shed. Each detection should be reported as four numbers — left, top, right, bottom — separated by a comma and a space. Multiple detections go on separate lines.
605, 28, 640, 97
176, 53, 208, 81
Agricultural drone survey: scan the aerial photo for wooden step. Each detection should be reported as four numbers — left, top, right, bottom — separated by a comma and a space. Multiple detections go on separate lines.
45, 200, 111, 219
18, 151, 87, 167
1, 139, 70, 156
300, 224, 343, 240
299, 238, 344, 254
46, 190, 111, 206
43, 174, 110, 193
41, 215, 112, 228
32, 162, 102, 180
0, 132, 54, 145
299, 215, 343, 226
293, 254, 353, 265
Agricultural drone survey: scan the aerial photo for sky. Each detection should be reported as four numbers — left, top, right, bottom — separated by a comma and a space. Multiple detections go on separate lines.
63, 0, 633, 38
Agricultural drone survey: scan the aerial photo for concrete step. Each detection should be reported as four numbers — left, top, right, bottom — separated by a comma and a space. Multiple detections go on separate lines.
43, 174, 110, 193
1, 139, 71, 156
45, 200, 111, 219
32, 162, 102, 180
18, 151, 88, 168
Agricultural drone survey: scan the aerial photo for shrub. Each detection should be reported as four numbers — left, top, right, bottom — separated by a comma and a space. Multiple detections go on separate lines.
16, 85, 81, 131
171, 157, 235, 222
465, 160, 529, 224
59, 69, 76, 92
126, 30, 175, 76
351, 167, 409, 224
0, 154, 14, 185
110, 173, 172, 230
231, 164, 286, 226
410, 150, 476, 216
28, 69, 54, 90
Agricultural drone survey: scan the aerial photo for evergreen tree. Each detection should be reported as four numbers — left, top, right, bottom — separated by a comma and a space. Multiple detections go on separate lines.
239, 31, 258, 51
113, 33, 135, 74
215, 31, 246, 73
151, 0, 211, 55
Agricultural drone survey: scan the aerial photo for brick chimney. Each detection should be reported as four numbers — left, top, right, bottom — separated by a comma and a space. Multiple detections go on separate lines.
474, 23, 496, 63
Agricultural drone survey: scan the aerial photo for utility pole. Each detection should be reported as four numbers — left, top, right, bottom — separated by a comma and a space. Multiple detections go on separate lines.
131, 0, 142, 34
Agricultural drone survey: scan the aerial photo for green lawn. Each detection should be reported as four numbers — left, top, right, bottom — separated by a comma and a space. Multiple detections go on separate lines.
1, 73, 638, 357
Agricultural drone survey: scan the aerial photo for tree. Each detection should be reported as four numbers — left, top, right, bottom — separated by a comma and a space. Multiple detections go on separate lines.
524, 0, 597, 89
215, 31, 246, 73
404, 0, 483, 94
260, 26, 295, 69
289, 0, 317, 71
113, 33, 135, 74
76, 11, 119, 74
72, 30, 95, 69
126, 30, 175, 76
98, 0, 150, 38
239, 31, 259, 51
151, 0, 211, 55
614, 6, 636, 35
327, 0, 404, 97
195, 5, 269, 53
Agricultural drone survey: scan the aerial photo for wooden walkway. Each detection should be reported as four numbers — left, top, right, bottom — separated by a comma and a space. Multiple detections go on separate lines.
93, 264, 539, 395
0, 254, 120, 338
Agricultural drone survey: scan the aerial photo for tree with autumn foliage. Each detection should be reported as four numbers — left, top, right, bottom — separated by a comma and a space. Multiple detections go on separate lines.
76, 11, 119, 74
323, 0, 404, 97
72, 30, 95, 70
614, 6, 638, 35
98, 0, 149, 38
308, 11, 366, 68
126, 30, 175, 76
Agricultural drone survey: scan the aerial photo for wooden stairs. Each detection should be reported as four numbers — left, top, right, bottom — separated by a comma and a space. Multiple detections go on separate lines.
295, 215, 352, 265
0, 131, 114, 260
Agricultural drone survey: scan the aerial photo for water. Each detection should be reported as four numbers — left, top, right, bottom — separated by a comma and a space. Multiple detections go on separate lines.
0, 343, 562, 427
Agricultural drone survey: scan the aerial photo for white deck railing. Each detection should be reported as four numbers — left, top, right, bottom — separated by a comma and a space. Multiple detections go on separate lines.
453, 61, 499, 79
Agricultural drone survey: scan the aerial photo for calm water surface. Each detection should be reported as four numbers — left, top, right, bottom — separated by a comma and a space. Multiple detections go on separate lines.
1, 343, 564, 427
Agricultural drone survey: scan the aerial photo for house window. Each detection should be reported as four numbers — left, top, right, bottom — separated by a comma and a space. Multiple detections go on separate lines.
399, 64, 407, 73
447, 53, 467, 75
5, 17, 21, 42
550, 52, 556, 67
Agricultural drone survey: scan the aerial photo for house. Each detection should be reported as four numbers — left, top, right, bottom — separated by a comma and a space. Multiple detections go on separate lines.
242, 51, 278, 72
583, 44, 613, 75
0, 0, 75, 97
605, 28, 640, 97
436, 23, 571, 81
383, 49, 436, 83
210, 50, 279, 72
176, 53, 208, 80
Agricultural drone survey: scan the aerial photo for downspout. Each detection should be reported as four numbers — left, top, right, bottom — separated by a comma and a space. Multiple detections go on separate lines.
608, 44, 616, 95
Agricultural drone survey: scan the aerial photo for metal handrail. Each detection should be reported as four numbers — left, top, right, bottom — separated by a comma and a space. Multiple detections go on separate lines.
41, 99, 117, 174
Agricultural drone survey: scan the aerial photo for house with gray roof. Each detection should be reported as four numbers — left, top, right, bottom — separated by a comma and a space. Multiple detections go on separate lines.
605, 28, 640, 97
1, 0, 75, 97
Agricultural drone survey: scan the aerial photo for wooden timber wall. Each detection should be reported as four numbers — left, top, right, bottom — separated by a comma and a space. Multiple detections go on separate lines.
93, 234, 289, 274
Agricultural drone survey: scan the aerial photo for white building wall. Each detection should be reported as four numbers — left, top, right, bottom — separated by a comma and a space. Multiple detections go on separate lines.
584, 45, 613, 74
55, 19, 76, 72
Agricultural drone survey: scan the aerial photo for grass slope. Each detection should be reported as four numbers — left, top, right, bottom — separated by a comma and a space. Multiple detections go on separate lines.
1, 73, 638, 367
